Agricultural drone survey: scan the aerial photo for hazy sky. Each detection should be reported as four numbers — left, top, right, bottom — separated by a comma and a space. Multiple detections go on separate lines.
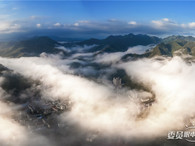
1, 1, 195, 39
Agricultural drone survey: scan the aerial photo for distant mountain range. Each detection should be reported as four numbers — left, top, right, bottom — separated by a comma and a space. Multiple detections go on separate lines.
66, 33, 161, 53
0, 37, 63, 57
1, 33, 195, 58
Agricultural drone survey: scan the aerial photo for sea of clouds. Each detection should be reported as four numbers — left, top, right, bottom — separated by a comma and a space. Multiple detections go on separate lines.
0, 46, 194, 145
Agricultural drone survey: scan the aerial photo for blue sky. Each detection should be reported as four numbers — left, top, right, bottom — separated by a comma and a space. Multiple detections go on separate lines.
7, 1, 195, 23
1, 1, 195, 39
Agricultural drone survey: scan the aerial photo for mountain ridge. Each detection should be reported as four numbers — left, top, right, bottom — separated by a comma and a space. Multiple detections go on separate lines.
1, 34, 195, 58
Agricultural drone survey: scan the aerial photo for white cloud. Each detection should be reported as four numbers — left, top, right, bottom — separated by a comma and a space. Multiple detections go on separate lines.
0, 79, 54, 146
128, 21, 137, 25
181, 23, 186, 28
152, 20, 163, 26
73, 22, 79, 26
2, 17, 195, 37
95, 45, 155, 64
54, 22, 61, 27
0, 102, 53, 146
95, 52, 124, 64
151, 18, 177, 29
36, 23, 41, 28
73, 20, 89, 27
0, 55, 192, 140
0, 52, 195, 142
30, 15, 42, 20
55, 45, 70, 52
0, 22, 21, 33
188, 22, 195, 28
162, 18, 169, 22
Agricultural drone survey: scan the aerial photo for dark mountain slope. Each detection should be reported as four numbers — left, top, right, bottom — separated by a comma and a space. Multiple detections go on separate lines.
147, 35, 195, 57
149, 40, 185, 57
65, 33, 161, 53
0, 36, 64, 57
